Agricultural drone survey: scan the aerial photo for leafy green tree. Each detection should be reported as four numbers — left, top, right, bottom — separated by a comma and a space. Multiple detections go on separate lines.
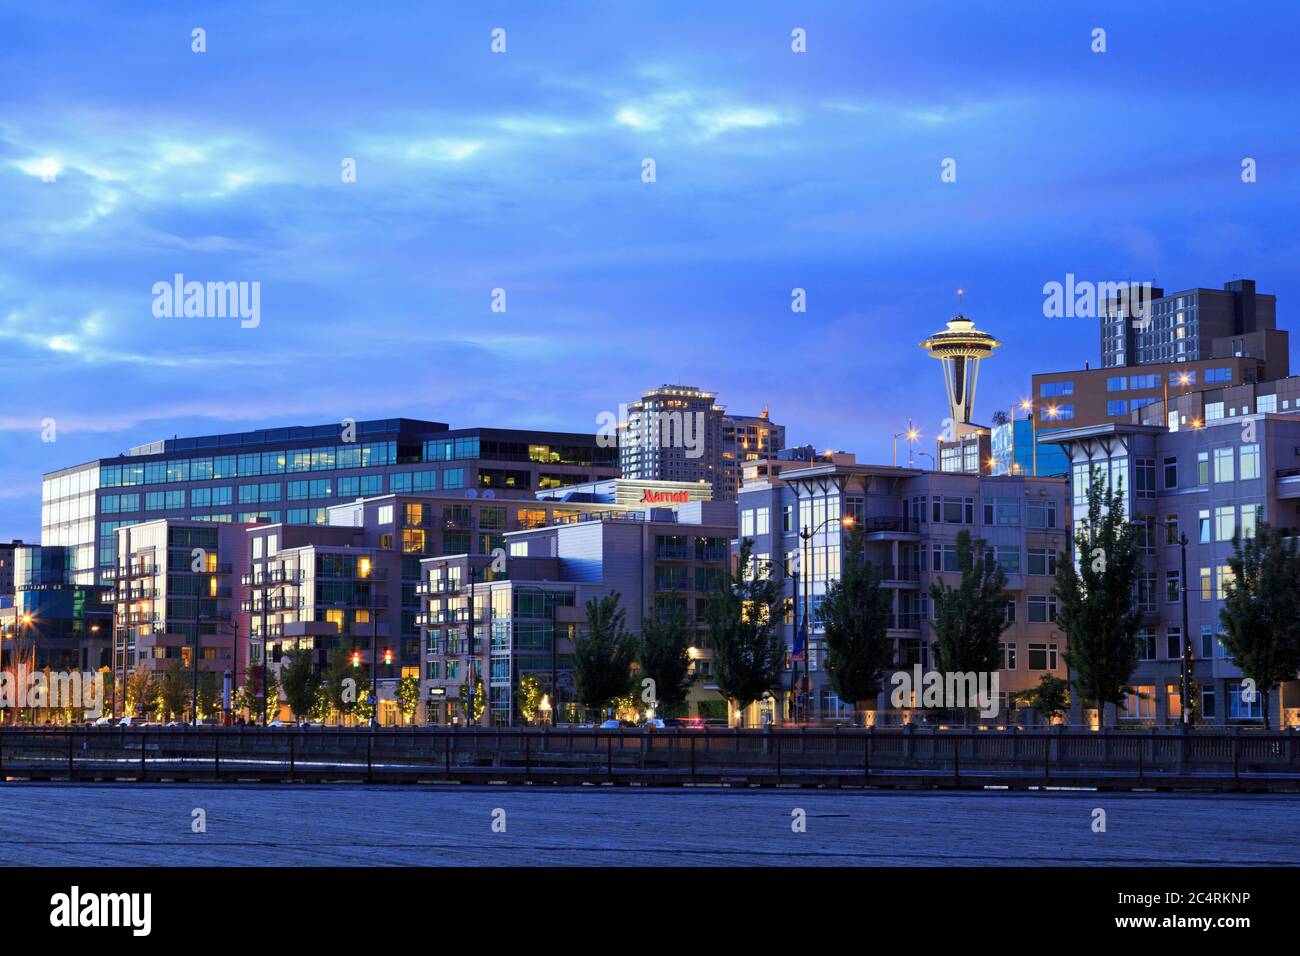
929, 530, 1009, 723
126, 664, 157, 719
460, 676, 485, 723
516, 673, 545, 724
1012, 674, 1071, 724
820, 531, 893, 724
323, 645, 366, 724
235, 665, 279, 723
639, 596, 693, 716
573, 594, 639, 717
706, 540, 783, 727
1220, 522, 1300, 729
195, 671, 221, 721
396, 674, 422, 725
159, 659, 190, 720
279, 648, 322, 721
1055, 471, 1142, 729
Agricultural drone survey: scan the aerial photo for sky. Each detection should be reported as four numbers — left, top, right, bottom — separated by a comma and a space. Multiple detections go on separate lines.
1, 1, 1298, 539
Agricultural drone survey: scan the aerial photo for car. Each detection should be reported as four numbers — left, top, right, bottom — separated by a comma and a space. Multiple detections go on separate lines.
641, 718, 666, 730
268, 720, 289, 728
663, 716, 706, 730
117, 716, 137, 727
91, 716, 113, 727
598, 719, 636, 729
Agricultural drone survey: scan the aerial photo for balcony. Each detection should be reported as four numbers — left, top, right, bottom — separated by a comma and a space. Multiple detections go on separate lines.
887, 612, 922, 632
877, 564, 922, 584
655, 545, 692, 560
862, 517, 919, 538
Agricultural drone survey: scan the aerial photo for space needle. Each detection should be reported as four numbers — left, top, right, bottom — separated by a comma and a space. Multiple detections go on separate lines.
919, 291, 1002, 441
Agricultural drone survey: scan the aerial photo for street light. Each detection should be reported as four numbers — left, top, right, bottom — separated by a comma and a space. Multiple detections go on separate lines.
892, 421, 920, 467
797, 513, 855, 724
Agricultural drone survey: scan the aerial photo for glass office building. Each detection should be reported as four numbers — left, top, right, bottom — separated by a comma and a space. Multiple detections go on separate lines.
42, 418, 618, 587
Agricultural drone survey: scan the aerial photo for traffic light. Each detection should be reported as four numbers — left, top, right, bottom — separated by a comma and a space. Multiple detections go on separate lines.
350, 650, 361, 668
383, 648, 393, 666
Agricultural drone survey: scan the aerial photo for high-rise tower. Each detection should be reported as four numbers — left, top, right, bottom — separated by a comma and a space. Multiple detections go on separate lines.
920, 310, 1002, 440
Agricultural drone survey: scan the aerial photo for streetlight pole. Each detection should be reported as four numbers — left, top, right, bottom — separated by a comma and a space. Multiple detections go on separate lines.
892, 422, 919, 468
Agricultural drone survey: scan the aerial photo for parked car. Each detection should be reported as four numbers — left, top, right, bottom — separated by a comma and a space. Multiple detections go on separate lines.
117, 716, 137, 727
598, 719, 637, 729
267, 719, 289, 728
663, 716, 706, 730
641, 718, 667, 730
91, 716, 113, 727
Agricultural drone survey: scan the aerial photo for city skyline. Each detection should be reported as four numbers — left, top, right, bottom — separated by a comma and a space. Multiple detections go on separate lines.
3, 1, 1299, 540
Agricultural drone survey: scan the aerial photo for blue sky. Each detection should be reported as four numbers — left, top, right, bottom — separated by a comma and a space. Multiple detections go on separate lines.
1, 1, 1298, 539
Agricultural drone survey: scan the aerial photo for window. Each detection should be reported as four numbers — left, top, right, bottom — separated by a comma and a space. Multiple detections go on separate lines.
1107, 400, 1128, 416
1227, 683, 1261, 720
1128, 374, 1158, 390
1040, 381, 1074, 398
1046, 404, 1074, 421
741, 510, 755, 538
1027, 549, 1056, 576
1240, 444, 1260, 480
1162, 457, 1177, 489
782, 505, 795, 533
988, 546, 1020, 574
1214, 506, 1235, 542
1199, 567, 1212, 601
983, 497, 1019, 526
1027, 595, 1057, 624
1200, 625, 1215, 660
1026, 499, 1057, 529
1106, 377, 1127, 392
1165, 570, 1181, 603
1197, 452, 1209, 485
1135, 458, 1155, 498
1137, 573, 1157, 611
1201, 684, 1216, 719
1165, 626, 1183, 661
1198, 509, 1210, 544
1165, 514, 1178, 545
1137, 627, 1156, 661
1240, 504, 1259, 540
1257, 394, 1277, 414
1168, 370, 1197, 386
1000, 643, 1016, 669
1003, 601, 1016, 625
1216, 565, 1234, 601
1213, 447, 1234, 483
377, 505, 394, 526
1204, 368, 1232, 384
755, 507, 770, 536
1027, 642, 1058, 670
1205, 402, 1225, 422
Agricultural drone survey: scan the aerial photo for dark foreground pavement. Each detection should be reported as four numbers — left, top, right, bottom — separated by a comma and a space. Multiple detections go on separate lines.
1, 784, 1296, 866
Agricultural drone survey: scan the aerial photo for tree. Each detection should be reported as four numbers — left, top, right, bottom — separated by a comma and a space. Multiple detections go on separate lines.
516, 673, 545, 724
126, 664, 157, 719
460, 677, 485, 723
323, 646, 366, 724
195, 671, 221, 721
1012, 674, 1070, 725
279, 648, 322, 721
1220, 522, 1300, 729
573, 594, 639, 718
929, 530, 1009, 723
639, 596, 693, 716
396, 675, 422, 725
235, 665, 279, 723
706, 540, 783, 727
159, 659, 190, 720
820, 531, 893, 725
1055, 471, 1143, 729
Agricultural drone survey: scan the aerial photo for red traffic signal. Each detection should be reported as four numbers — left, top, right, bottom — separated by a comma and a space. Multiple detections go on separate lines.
350, 650, 361, 668
383, 648, 393, 666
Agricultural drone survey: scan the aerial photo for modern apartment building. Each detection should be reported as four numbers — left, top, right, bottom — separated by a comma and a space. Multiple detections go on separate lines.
244, 491, 620, 723
1044, 411, 1300, 728
617, 384, 784, 500
737, 455, 1070, 724
1101, 278, 1287, 377
0, 539, 25, 597
420, 500, 738, 724
109, 520, 250, 713
41, 418, 617, 588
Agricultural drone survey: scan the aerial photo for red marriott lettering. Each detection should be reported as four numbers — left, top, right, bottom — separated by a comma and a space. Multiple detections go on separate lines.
640, 490, 690, 504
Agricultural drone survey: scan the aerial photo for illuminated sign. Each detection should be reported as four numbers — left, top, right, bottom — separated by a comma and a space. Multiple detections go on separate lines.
639, 490, 690, 504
